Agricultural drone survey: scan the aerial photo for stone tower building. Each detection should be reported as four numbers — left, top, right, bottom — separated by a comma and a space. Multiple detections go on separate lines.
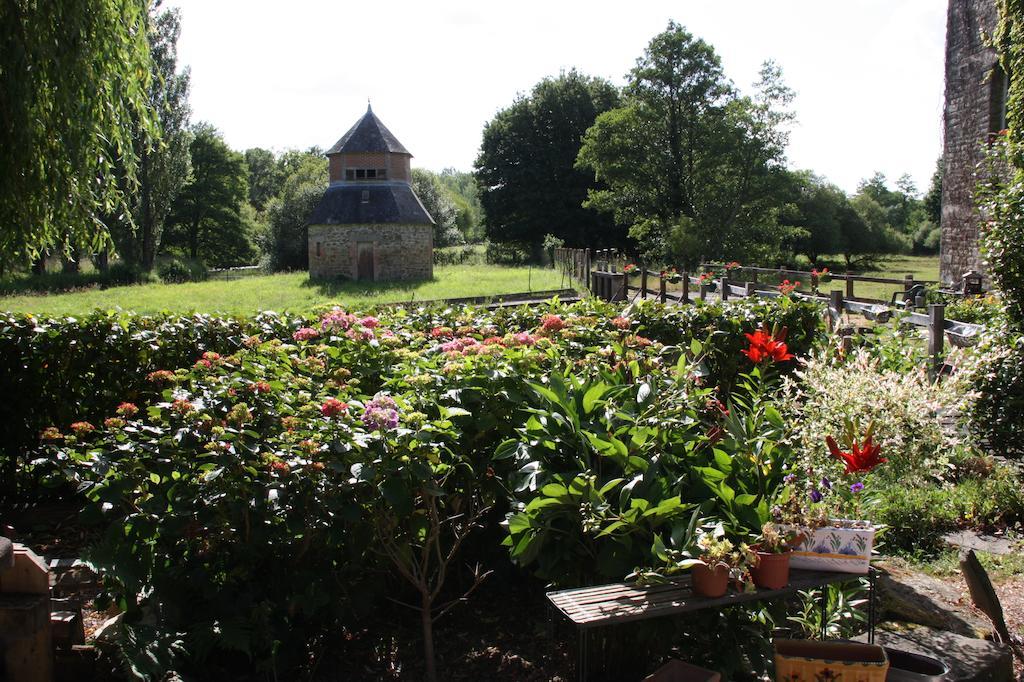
939, 0, 1006, 285
307, 105, 434, 281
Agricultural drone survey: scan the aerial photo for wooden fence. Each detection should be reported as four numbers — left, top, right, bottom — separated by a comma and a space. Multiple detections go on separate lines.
698, 263, 940, 304
553, 247, 984, 376
207, 265, 264, 281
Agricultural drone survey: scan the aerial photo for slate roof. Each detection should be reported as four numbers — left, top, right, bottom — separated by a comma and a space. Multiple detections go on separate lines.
326, 104, 411, 155
308, 182, 434, 226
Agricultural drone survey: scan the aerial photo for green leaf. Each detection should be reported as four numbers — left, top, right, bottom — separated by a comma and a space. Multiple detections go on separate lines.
582, 382, 607, 414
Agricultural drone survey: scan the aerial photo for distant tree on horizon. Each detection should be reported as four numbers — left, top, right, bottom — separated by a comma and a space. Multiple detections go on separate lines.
475, 69, 625, 255
577, 22, 797, 266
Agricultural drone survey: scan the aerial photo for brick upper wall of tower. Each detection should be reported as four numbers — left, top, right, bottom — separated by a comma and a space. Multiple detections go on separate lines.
328, 151, 411, 183
940, 0, 1000, 285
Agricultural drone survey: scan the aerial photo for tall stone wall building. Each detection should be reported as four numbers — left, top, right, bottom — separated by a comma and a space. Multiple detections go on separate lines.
939, 0, 1006, 285
307, 105, 434, 281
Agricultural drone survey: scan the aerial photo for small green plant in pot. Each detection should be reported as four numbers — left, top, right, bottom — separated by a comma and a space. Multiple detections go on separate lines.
689, 531, 758, 598
750, 522, 801, 590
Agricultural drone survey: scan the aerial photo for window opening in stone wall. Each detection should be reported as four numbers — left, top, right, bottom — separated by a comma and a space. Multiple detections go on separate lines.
345, 169, 355, 181
356, 169, 366, 179
990, 63, 1010, 133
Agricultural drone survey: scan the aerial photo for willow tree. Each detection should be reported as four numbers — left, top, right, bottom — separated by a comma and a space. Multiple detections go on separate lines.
0, 0, 158, 271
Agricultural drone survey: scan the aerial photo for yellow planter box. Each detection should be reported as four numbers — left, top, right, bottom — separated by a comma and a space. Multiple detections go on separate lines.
774, 640, 889, 682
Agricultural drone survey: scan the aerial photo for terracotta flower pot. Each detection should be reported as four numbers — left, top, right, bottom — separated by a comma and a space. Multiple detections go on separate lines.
751, 547, 791, 590
691, 562, 730, 598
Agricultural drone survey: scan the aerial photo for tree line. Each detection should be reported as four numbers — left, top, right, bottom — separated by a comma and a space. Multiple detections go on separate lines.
0, 1, 481, 279
474, 21, 943, 268
2, 5, 940, 280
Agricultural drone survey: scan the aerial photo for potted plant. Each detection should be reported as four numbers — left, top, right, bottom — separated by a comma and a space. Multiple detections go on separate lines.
776, 422, 884, 575
750, 522, 801, 590
687, 532, 756, 598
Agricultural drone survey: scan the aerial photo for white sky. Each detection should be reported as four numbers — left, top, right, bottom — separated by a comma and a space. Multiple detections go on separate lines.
166, 0, 947, 195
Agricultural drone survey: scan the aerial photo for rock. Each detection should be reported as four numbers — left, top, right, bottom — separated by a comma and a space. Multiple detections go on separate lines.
0, 537, 12, 571
92, 612, 123, 642
875, 560, 991, 638
943, 531, 1017, 556
855, 623, 1013, 682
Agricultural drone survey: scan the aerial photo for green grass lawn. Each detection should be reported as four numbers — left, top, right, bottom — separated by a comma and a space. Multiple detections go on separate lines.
0, 265, 571, 316
836, 254, 940, 301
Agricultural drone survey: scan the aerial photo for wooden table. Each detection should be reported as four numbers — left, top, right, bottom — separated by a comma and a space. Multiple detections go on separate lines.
547, 568, 878, 680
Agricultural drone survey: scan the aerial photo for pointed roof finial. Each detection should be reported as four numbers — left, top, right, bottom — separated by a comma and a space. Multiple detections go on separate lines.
367, 98, 372, 112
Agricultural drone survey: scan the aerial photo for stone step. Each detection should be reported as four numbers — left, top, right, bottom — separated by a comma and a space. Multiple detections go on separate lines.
855, 623, 1013, 682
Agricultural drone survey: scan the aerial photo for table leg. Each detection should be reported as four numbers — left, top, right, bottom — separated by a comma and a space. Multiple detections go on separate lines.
868, 569, 876, 645
820, 587, 828, 640
578, 627, 588, 681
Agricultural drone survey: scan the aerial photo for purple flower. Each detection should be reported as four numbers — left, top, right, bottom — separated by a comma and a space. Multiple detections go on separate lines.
783, 473, 797, 485
850, 482, 865, 494
809, 489, 823, 503
820, 476, 832, 490
361, 393, 399, 432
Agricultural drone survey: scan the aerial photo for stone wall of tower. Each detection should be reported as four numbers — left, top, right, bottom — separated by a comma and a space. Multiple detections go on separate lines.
939, 0, 999, 285
308, 224, 433, 281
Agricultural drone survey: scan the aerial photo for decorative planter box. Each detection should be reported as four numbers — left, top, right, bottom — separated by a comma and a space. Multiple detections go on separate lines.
785, 520, 875, 574
774, 640, 888, 682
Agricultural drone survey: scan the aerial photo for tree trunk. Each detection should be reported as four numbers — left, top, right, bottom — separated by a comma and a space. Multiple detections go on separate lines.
94, 249, 110, 272
189, 217, 200, 260
31, 255, 46, 275
61, 253, 79, 274
421, 592, 437, 682
140, 149, 156, 270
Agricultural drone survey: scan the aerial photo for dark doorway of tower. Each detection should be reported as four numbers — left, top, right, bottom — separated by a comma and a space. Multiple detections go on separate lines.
357, 242, 374, 281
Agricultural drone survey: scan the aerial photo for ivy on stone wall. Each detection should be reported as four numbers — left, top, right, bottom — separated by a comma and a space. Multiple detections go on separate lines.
984, 0, 1024, 329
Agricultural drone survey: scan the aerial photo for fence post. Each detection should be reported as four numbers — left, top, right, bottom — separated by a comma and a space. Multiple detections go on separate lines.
699, 280, 709, 302
903, 274, 914, 292
828, 290, 844, 333
640, 268, 648, 299
745, 282, 756, 298
845, 274, 854, 299
681, 272, 689, 304
585, 249, 592, 292
719, 277, 730, 301
659, 276, 667, 303
928, 303, 945, 378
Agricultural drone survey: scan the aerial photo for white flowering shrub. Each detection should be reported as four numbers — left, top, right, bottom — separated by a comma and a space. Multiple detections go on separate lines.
782, 348, 977, 484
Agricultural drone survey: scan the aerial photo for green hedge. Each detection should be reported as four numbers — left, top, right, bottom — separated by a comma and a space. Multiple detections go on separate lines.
0, 299, 824, 502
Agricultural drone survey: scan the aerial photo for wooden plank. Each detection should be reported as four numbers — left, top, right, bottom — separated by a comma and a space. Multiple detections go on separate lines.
547, 569, 858, 629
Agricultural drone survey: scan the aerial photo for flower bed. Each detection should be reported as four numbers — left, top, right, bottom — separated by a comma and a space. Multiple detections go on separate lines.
6, 298, 837, 676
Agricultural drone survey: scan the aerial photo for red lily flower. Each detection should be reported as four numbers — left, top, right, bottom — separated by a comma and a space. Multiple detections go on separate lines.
741, 329, 794, 363
826, 435, 887, 474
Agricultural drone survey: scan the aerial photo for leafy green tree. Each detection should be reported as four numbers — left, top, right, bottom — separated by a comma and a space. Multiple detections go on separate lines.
412, 169, 462, 247
108, 5, 192, 271
165, 124, 255, 267
0, 0, 158, 272
244, 148, 285, 212
784, 172, 846, 264
845, 194, 890, 267
577, 23, 795, 264
923, 157, 943, 226
475, 69, 623, 253
262, 155, 327, 271
438, 168, 484, 242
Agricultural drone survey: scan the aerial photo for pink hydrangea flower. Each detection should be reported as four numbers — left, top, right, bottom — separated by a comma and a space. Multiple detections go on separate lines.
293, 327, 320, 342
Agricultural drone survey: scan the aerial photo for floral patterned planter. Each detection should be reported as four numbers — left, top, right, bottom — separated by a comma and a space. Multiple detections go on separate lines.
785, 520, 875, 574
